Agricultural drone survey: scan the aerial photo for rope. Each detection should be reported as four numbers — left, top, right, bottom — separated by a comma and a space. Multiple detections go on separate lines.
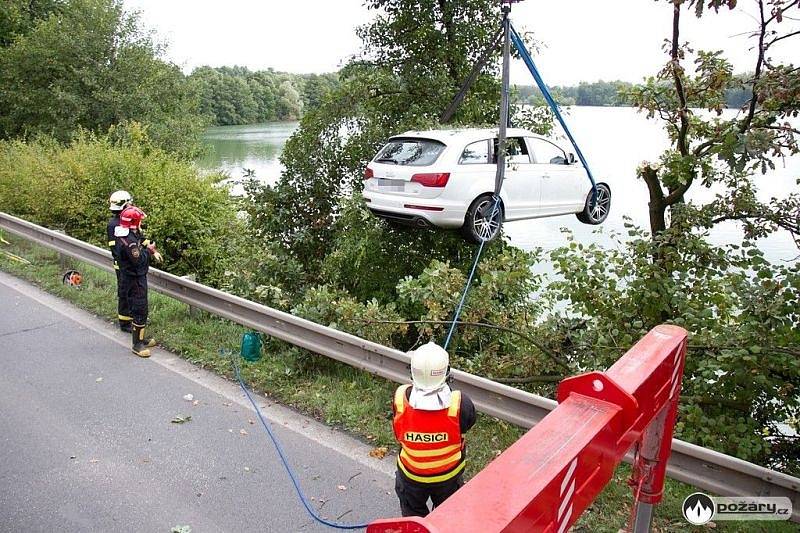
225, 349, 369, 530
442, 195, 501, 351
509, 23, 598, 203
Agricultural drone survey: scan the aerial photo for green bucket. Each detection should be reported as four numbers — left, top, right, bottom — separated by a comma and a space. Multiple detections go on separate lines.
240, 331, 262, 362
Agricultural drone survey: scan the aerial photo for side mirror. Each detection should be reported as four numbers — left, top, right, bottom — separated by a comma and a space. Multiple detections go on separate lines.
566, 153, 576, 164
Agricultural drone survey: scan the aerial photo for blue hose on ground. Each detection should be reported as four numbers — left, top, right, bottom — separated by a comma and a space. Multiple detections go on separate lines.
225, 349, 370, 530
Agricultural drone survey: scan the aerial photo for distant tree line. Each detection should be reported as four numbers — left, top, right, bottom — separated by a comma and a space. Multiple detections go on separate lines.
189, 66, 339, 126
515, 76, 755, 108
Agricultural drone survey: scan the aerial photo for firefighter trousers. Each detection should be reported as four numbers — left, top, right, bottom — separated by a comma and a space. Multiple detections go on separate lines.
119, 273, 148, 325
115, 270, 132, 320
394, 470, 464, 517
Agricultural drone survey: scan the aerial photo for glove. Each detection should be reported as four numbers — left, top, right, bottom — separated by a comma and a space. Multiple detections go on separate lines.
152, 251, 163, 263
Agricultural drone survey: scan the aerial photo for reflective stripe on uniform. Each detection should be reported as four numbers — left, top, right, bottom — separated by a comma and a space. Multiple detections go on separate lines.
397, 458, 466, 484
118, 315, 133, 321
400, 442, 462, 458
448, 390, 461, 418
108, 240, 116, 246
394, 384, 411, 415
400, 448, 461, 470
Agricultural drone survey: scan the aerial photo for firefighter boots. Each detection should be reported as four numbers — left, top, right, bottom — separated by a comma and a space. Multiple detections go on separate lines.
131, 323, 153, 357
119, 317, 133, 333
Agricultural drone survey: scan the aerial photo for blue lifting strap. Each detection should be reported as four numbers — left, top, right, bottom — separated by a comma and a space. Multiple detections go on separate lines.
509, 24, 598, 196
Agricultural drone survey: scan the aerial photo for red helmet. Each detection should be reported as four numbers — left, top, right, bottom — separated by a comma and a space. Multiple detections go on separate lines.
119, 206, 146, 229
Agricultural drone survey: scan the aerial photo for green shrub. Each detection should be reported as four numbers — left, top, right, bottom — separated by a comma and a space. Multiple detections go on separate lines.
0, 127, 241, 282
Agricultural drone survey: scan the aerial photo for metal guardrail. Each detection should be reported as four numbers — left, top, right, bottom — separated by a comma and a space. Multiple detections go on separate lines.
1, 211, 798, 521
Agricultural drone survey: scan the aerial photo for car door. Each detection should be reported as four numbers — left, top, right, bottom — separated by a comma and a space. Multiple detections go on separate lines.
492, 137, 541, 220
526, 137, 585, 215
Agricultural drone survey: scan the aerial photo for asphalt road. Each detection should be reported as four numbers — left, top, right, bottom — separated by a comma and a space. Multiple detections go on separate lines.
0, 272, 398, 532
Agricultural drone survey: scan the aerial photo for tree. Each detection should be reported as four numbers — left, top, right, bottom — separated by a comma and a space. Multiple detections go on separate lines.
0, 0, 205, 156
301, 73, 339, 111
548, 0, 800, 471
245, 0, 503, 277
629, 0, 799, 241
275, 80, 303, 120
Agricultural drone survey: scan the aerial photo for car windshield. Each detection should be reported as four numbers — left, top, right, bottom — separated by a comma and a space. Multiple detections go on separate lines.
374, 138, 446, 166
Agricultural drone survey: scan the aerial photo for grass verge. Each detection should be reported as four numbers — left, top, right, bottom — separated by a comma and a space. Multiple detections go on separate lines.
0, 232, 792, 532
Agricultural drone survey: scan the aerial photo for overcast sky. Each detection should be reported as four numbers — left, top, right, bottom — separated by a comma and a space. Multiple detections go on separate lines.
123, 0, 800, 86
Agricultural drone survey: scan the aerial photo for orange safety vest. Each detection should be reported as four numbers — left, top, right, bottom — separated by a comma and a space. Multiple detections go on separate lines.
392, 384, 465, 483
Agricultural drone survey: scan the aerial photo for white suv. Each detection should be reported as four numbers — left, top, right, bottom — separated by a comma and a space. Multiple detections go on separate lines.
362, 128, 610, 242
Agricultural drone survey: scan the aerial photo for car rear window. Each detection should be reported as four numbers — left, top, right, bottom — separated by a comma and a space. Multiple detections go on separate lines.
374, 138, 446, 166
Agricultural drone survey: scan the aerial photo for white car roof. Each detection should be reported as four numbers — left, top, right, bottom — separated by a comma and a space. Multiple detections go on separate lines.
389, 127, 542, 146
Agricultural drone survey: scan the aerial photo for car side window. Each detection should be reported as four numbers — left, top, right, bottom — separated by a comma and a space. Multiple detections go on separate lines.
459, 140, 490, 164
491, 137, 531, 164
528, 138, 567, 164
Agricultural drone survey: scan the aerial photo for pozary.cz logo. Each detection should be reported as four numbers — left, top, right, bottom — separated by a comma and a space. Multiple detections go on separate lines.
682, 492, 793, 525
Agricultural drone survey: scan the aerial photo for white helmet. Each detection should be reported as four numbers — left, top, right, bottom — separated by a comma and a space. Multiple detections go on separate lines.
109, 190, 133, 212
410, 342, 450, 391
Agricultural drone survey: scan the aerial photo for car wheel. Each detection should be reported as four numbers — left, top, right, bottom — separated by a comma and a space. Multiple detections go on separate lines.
576, 183, 611, 225
462, 195, 503, 244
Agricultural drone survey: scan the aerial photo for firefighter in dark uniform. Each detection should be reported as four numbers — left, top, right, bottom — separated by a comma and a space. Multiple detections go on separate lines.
107, 190, 133, 332
392, 342, 476, 517
114, 206, 159, 357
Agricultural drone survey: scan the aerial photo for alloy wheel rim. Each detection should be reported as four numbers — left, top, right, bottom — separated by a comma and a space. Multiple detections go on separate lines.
473, 200, 501, 241
590, 187, 610, 222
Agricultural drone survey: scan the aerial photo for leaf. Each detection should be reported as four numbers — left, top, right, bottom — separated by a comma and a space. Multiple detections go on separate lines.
171, 415, 192, 424
368, 446, 388, 459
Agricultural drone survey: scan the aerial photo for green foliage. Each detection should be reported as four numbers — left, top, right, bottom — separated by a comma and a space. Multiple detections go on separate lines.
0, 0, 64, 47
546, 225, 799, 473
189, 66, 337, 125
292, 285, 409, 347
0, 128, 241, 282
396, 245, 554, 378
0, 0, 205, 157
320, 197, 471, 302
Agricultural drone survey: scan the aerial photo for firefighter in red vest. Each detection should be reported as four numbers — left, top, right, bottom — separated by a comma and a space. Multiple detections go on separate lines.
392, 342, 476, 517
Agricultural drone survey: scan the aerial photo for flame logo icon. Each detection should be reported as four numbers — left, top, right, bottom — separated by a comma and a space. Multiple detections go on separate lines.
683, 493, 715, 525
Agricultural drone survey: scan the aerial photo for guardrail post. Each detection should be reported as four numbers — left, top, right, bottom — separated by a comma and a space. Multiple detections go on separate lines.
54, 229, 70, 270
181, 274, 199, 317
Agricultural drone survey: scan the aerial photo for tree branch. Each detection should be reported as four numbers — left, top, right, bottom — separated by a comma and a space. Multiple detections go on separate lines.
346, 318, 573, 370
670, 1, 690, 157
766, 29, 800, 48
741, 0, 768, 133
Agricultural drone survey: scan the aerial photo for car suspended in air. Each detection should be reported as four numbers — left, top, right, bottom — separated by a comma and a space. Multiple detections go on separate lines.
362, 128, 611, 243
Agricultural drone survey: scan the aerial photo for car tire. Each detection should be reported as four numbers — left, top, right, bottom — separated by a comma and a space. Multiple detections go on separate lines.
576, 183, 611, 225
462, 194, 503, 244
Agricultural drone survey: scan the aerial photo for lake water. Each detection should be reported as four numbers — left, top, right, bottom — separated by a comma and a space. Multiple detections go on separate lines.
197, 122, 299, 184
198, 108, 799, 264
